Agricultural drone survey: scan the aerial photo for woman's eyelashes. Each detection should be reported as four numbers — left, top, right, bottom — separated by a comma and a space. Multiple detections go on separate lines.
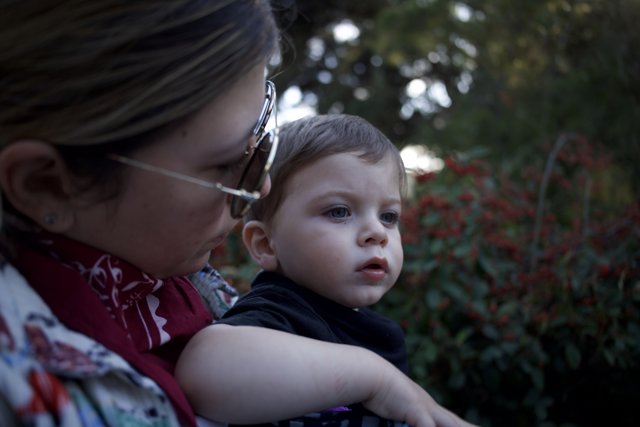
211, 131, 256, 172
217, 154, 247, 174
215, 143, 252, 175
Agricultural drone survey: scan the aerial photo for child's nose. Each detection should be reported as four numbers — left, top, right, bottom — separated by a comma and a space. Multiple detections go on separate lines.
358, 217, 388, 247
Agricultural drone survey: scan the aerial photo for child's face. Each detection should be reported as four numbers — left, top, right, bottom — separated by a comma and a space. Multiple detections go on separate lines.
267, 152, 403, 308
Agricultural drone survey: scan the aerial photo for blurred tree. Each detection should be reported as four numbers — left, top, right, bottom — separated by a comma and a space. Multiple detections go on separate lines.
271, 0, 639, 198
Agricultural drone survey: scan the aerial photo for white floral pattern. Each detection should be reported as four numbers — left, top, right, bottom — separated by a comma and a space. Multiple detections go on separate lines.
0, 261, 181, 426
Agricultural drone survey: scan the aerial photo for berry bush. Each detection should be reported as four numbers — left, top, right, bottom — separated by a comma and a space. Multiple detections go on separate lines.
378, 134, 640, 426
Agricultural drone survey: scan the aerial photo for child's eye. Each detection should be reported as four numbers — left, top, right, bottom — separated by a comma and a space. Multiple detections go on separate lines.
380, 211, 400, 225
326, 206, 351, 220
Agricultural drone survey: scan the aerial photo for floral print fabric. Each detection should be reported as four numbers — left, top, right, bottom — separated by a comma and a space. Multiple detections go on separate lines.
0, 261, 181, 426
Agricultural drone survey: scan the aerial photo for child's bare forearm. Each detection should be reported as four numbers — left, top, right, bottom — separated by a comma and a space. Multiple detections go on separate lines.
176, 324, 378, 422
175, 324, 477, 427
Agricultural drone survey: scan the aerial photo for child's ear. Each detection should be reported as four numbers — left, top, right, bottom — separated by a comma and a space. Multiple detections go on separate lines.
0, 140, 76, 232
242, 220, 279, 271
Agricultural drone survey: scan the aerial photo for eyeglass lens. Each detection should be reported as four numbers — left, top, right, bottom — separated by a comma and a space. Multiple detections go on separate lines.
230, 131, 274, 218
228, 81, 277, 218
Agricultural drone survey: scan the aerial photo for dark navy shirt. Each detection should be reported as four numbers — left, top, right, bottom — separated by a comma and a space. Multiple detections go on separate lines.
218, 270, 408, 374
219, 270, 410, 427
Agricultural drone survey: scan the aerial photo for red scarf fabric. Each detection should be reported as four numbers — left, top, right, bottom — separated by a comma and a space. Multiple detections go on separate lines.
12, 233, 213, 426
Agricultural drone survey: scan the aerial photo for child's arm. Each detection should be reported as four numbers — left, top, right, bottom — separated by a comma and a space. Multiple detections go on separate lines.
176, 324, 476, 427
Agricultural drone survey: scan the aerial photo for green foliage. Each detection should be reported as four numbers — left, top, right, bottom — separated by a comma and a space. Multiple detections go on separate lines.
375, 135, 640, 426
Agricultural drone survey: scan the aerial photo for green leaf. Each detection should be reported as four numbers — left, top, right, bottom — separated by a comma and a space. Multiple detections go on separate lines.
443, 283, 467, 302
448, 371, 466, 389
602, 348, 616, 366
529, 366, 545, 390
425, 288, 441, 309
497, 300, 520, 316
481, 324, 500, 341
421, 259, 439, 273
478, 255, 497, 277
430, 238, 445, 254
500, 341, 519, 355
479, 346, 502, 363
452, 242, 471, 258
423, 343, 438, 363
564, 343, 582, 369
455, 327, 474, 346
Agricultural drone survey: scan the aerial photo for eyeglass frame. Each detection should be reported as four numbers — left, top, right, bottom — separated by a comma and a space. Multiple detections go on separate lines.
109, 80, 278, 219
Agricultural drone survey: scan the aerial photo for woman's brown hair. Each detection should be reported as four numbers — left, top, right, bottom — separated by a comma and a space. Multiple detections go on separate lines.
0, 0, 279, 191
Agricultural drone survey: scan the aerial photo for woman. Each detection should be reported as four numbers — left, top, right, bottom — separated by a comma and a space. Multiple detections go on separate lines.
0, 1, 475, 426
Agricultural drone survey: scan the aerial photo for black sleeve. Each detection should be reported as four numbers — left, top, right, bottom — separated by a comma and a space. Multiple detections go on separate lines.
216, 285, 340, 342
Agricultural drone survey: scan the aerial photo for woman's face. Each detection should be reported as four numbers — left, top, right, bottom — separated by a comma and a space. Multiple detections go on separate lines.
66, 64, 268, 278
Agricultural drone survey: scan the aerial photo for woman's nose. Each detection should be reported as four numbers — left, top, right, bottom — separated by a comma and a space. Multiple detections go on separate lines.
223, 205, 241, 229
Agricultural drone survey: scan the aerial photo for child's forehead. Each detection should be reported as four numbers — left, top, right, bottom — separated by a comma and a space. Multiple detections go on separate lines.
287, 151, 403, 190
294, 151, 378, 173
301, 150, 398, 168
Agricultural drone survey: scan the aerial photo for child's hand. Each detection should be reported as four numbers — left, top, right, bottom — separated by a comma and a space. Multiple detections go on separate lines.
361, 366, 479, 427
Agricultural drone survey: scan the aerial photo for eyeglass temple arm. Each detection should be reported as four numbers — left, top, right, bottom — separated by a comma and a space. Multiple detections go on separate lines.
108, 154, 261, 202
254, 80, 276, 135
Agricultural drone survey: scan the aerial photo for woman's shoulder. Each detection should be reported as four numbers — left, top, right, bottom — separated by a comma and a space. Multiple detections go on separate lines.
0, 261, 182, 426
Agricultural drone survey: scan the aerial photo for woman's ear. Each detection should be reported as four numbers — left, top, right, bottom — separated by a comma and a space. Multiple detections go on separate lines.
242, 220, 279, 271
0, 140, 76, 232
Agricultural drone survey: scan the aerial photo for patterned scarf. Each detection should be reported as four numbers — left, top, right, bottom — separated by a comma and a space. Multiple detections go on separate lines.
12, 232, 214, 426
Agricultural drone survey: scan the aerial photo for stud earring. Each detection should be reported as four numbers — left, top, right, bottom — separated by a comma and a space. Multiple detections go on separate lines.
44, 213, 57, 225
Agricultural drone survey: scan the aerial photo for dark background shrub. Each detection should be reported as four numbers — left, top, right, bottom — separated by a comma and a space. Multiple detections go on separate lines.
376, 135, 640, 426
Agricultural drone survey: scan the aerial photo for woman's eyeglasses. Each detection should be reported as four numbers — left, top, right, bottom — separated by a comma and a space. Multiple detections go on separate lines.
110, 80, 278, 219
